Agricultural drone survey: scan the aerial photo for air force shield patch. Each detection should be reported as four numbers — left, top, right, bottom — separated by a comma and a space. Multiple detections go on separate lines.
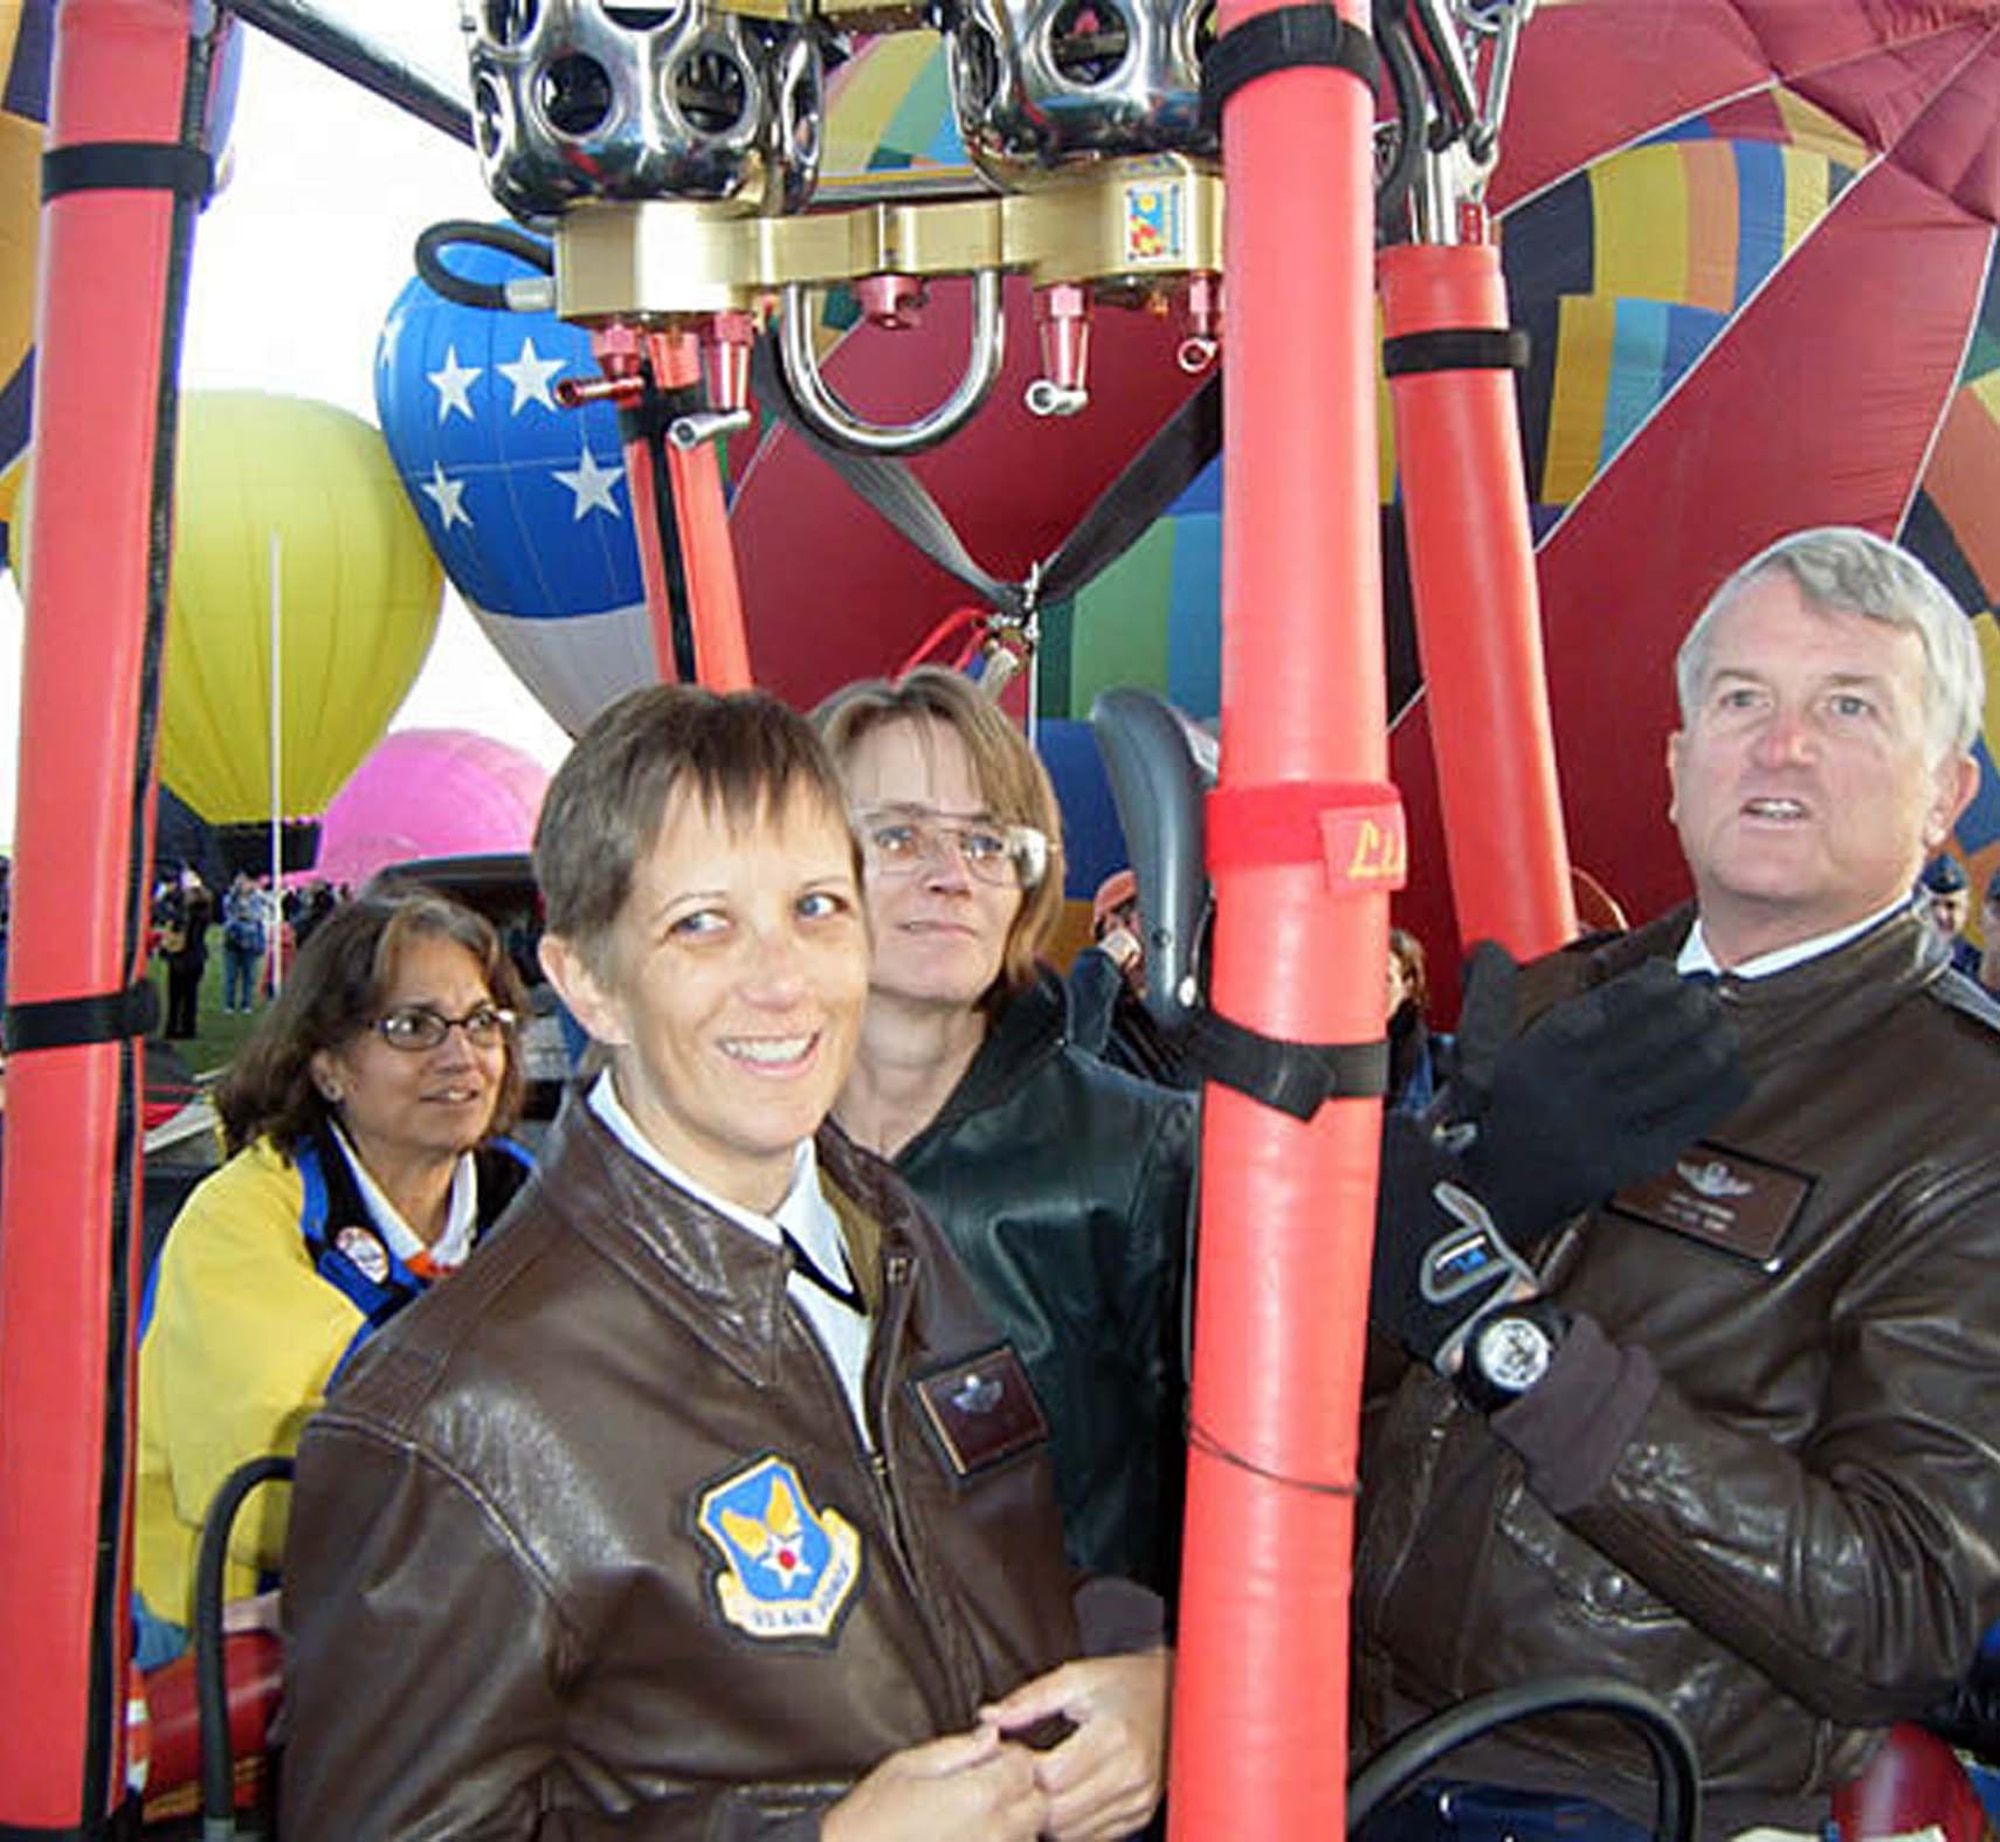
696, 1455, 863, 1643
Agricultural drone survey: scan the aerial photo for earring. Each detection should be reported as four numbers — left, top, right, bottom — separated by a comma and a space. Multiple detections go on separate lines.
319, 1081, 342, 1104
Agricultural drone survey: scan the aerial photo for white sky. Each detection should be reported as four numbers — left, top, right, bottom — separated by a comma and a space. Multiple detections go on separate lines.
0, 1, 574, 852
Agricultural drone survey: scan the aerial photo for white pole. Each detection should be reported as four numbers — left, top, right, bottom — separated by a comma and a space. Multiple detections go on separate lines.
268, 528, 283, 994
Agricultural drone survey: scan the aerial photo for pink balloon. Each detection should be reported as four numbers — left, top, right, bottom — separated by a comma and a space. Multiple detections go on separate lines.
315, 728, 550, 889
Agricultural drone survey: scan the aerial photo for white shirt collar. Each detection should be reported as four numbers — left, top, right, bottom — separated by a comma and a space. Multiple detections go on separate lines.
328, 1120, 480, 1272
585, 1071, 872, 1437
585, 1069, 839, 1266
1676, 897, 1911, 981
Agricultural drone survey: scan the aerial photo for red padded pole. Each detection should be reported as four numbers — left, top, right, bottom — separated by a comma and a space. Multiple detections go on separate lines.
1167, 0, 1388, 1833
649, 329, 752, 690
1380, 240, 1575, 957
0, 0, 199, 1827
604, 329, 754, 692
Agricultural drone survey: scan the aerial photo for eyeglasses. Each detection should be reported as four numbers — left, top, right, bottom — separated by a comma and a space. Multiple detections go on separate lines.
854, 809, 1049, 890
370, 1004, 517, 1053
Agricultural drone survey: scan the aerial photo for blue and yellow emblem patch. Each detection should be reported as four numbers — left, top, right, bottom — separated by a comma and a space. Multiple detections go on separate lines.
697, 1455, 863, 1643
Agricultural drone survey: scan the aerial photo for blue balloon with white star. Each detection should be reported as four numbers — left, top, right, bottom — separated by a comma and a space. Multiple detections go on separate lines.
375, 234, 658, 735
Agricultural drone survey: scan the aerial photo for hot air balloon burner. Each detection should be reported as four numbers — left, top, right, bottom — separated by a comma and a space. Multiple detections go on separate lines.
1027, 282, 1092, 418
937, 0, 1216, 190
548, 158, 1222, 451
463, 0, 829, 219
554, 373, 642, 410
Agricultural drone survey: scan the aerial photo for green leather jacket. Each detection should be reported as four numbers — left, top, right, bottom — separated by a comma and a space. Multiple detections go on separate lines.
878, 968, 1196, 1592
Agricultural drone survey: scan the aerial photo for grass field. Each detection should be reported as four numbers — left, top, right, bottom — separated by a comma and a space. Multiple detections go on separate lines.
148, 952, 270, 1082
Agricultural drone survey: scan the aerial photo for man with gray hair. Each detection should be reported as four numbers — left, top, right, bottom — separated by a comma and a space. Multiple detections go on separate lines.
1354, 527, 2000, 1841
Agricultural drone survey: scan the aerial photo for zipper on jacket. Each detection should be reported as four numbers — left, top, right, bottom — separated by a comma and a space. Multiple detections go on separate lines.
783, 1242, 935, 1649
789, 1238, 991, 1723
860, 1252, 921, 1589
867, 1249, 993, 1722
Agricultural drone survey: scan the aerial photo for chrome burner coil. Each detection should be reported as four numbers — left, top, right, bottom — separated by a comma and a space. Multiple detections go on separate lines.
940, 0, 1215, 190
464, 0, 826, 218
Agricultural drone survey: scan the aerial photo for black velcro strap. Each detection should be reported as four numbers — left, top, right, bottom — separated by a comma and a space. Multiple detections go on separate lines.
1186, 1007, 1388, 1120
1382, 327, 1531, 377
1201, 7, 1380, 130
43, 142, 214, 204
6, 983, 160, 1054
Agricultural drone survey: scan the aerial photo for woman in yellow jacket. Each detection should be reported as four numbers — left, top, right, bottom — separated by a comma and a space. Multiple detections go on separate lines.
132, 890, 531, 1665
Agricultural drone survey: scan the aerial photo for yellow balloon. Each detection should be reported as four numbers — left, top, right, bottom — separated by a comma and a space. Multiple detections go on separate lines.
158, 392, 444, 821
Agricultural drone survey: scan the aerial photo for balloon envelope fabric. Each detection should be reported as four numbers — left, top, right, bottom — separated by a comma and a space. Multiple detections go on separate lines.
375, 235, 656, 737
789, 8, 2000, 971
0, 0, 52, 560
1438, 0, 2000, 940
315, 727, 551, 889
823, 31, 969, 176
0, 0, 241, 562
1501, 94, 1870, 535
156, 392, 444, 823
1038, 458, 1222, 724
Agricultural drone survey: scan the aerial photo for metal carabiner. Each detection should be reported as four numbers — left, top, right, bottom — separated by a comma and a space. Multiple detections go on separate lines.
1400, 0, 1536, 239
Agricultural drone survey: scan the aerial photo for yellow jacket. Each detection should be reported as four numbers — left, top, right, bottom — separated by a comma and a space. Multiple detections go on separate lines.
133, 1130, 531, 1629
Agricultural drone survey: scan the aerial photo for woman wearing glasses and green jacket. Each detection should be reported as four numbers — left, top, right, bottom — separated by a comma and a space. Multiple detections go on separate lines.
130, 891, 534, 1666
817, 668, 1196, 1596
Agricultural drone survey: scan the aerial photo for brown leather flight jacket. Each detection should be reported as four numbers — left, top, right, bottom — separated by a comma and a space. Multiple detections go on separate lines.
1355, 908, 2000, 1833
280, 1104, 1083, 1840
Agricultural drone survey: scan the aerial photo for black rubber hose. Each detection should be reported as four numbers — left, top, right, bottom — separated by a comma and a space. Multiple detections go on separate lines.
1347, 1676, 1702, 1842
414, 218, 553, 312
1373, 2, 1428, 243
615, 379, 703, 684
194, 1453, 295, 1834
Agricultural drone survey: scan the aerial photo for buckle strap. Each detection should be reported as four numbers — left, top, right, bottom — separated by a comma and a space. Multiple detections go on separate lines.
1187, 1007, 1388, 1120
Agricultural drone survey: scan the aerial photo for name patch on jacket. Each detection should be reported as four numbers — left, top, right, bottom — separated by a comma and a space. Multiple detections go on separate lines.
1607, 1140, 1815, 1267
696, 1455, 862, 1643
911, 1345, 1048, 1479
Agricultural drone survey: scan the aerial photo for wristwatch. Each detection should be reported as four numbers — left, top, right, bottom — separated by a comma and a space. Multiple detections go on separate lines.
1458, 1301, 1571, 1413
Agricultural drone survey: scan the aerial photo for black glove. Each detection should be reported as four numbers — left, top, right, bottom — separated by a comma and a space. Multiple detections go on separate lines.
1370, 1113, 1538, 1374
1444, 942, 1750, 1251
